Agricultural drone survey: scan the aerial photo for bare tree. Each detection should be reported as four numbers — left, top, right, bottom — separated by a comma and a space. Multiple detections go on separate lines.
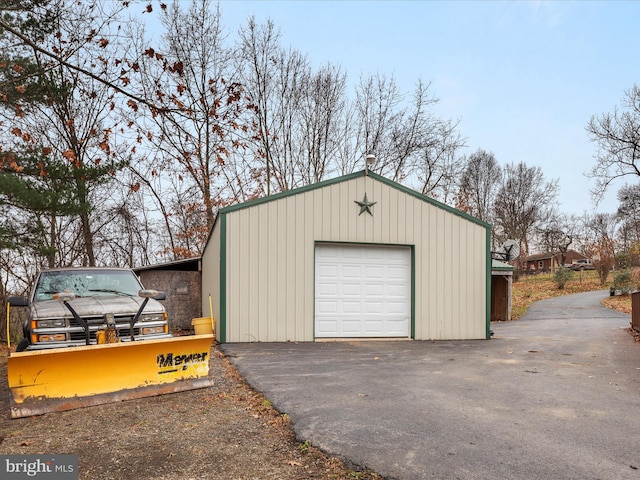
131, 0, 249, 240
341, 74, 465, 200
582, 213, 618, 285
92, 179, 160, 268
296, 63, 347, 184
535, 212, 580, 264
353, 73, 406, 179
457, 149, 501, 223
415, 117, 465, 203
238, 17, 355, 193
587, 84, 640, 201
0, 1, 159, 111
239, 18, 308, 193
493, 162, 559, 255
257, 45, 308, 191
615, 183, 640, 260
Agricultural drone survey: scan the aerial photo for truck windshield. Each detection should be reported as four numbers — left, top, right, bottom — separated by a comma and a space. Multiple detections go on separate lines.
34, 270, 143, 300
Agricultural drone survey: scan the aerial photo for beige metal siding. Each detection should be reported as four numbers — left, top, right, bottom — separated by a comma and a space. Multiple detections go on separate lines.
201, 224, 221, 340
221, 174, 487, 342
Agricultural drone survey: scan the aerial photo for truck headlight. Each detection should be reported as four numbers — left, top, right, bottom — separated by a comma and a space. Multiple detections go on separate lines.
36, 319, 67, 328
141, 313, 166, 322
141, 326, 167, 335
38, 333, 67, 342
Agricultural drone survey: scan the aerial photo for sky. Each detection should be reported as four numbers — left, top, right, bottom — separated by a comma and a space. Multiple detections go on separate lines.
207, 1, 639, 216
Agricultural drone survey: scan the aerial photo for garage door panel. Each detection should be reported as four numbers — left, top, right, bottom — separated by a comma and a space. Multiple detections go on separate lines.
317, 320, 338, 335
342, 265, 362, 279
364, 302, 384, 314
387, 301, 407, 314
317, 264, 338, 277
385, 249, 407, 261
342, 283, 361, 296
387, 266, 408, 279
342, 301, 361, 314
315, 244, 411, 338
343, 249, 363, 260
364, 265, 384, 279
386, 285, 407, 297
316, 300, 338, 314
317, 246, 339, 258
317, 282, 338, 296
385, 321, 409, 336
342, 319, 363, 332
363, 248, 384, 259
364, 320, 383, 333
364, 283, 384, 296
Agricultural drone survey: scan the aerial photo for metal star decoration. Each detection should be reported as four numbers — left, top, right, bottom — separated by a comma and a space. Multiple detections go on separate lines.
355, 193, 377, 216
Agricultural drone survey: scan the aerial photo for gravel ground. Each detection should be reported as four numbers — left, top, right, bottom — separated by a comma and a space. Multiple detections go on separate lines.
0, 345, 384, 480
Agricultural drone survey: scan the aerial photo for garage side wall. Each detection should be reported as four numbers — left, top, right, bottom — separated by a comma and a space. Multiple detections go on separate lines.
222, 175, 487, 342
201, 222, 221, 340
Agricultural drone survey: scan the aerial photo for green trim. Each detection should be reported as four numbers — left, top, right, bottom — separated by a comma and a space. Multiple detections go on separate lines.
411, 245, 416, 339
486, 229, 491, 339
220, 171, 363, 214
367, 171, 492, 229
491, 259, 515, 272
313, 241, 414, 339
314, 240, 413, 248
217, 170, 491, 230
312, 244, 316, 339
219, 213, 227, 343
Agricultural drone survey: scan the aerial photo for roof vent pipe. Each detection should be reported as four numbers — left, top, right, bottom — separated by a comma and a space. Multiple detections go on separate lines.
365, 152, 376, 175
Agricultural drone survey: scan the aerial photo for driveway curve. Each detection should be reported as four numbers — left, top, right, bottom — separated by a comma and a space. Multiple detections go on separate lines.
222, 291, 640, 480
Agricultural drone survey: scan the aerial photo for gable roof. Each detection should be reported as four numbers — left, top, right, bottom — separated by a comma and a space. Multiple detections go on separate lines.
216, 169, 489, 226
202, 170, 490, 252
200, 170, 494, 256
526, 252, 556, 262
525, 249, 588, 263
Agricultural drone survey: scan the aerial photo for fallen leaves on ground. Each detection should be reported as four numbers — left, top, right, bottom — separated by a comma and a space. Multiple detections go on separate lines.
510, 270, 640, 342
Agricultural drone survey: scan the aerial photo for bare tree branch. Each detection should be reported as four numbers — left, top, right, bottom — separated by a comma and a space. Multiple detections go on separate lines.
0, 15, 167, 112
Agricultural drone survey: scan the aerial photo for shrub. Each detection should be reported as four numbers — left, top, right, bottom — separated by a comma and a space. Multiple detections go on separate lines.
553, 266, 574, 290
613, 269, 636, 295
616, 253, 632, 270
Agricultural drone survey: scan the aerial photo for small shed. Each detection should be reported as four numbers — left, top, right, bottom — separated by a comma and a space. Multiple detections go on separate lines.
201, 170, 492, 343
491, 259, 514, 322
134, 257, 201, 331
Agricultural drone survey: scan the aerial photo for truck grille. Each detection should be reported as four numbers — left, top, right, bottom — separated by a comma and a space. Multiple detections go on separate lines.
68, 316, 141, 341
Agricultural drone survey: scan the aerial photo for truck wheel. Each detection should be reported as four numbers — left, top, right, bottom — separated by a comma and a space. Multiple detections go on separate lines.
16, 338, 29, 352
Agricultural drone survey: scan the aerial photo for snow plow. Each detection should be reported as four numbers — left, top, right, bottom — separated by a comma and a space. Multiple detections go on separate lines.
6, 267, 215, 418
7, 334, 215, 418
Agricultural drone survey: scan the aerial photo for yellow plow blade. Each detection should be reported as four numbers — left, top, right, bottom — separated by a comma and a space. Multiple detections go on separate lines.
8, 334, 215, 418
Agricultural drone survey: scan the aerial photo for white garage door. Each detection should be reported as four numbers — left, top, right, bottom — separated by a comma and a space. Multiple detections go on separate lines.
315, 244, 411, 338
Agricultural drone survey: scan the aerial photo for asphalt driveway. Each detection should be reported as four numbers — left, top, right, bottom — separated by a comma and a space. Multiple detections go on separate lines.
222, 291, 640, 480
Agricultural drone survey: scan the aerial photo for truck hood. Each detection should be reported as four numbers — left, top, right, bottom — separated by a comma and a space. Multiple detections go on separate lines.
32, 295, 164, 319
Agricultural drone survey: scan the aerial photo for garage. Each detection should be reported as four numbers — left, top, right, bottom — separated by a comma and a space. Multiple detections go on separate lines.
315, 244, 411, 338
201, 169, 491, 343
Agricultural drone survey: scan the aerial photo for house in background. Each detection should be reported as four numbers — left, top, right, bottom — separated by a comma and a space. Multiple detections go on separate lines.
201, 170, 493, 343
523, 249, 589, 273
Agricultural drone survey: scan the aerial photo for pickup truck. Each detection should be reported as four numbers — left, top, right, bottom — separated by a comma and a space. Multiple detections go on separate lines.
570, 259, 596, 271
9, 267, 172, 351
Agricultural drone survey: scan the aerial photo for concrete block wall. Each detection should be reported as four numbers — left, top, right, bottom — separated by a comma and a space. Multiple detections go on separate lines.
138, 270, 202, 331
